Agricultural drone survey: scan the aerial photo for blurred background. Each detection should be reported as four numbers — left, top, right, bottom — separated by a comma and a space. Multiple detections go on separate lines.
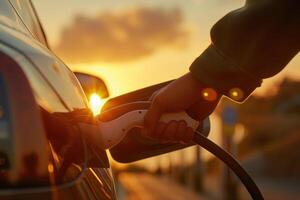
32, 0, 300, 199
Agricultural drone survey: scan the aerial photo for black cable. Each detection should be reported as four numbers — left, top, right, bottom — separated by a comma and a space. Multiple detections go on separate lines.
193, 132, 264, 200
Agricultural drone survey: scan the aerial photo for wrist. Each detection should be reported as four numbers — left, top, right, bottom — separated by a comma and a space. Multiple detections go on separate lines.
187, 72, 221, 103
189, 44, 262, 102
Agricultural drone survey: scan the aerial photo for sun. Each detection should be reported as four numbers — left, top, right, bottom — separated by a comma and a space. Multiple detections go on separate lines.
89, 93, 105, 116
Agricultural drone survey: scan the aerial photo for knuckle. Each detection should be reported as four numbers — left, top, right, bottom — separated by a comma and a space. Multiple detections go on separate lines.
179, 120, 187, 128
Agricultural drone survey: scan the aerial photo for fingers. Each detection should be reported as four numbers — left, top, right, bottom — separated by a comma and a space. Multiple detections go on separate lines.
146, 122, 166, 139
175, 121, 188, 141
148, 120, 194, 144
162, 121, 177, 141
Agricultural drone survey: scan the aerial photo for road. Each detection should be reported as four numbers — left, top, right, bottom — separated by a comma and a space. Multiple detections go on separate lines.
117, 172, 300, 200
117, 173, 208, 200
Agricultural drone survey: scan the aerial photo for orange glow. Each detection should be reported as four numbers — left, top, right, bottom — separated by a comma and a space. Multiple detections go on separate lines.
201, 88, 218, 101
203, 92, 209, 97
232, 91, 239, 97
229, 88, 244, 101
48, 163, 54, 173
89, 93, 105, 116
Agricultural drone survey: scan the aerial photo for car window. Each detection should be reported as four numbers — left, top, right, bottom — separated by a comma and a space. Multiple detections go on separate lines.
0, 0, 29, 33
9, 0, 47, 45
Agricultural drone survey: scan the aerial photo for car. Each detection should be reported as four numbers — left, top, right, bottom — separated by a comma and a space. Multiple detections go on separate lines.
0, 0, 117, 199
0, 1, 211, 199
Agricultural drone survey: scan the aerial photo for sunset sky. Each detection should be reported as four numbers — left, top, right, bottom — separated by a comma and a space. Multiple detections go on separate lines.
32, 0, 299, 169
32, 0, 300, 98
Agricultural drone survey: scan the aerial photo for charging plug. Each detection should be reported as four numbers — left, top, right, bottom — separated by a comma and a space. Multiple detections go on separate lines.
80, 109, 200, 150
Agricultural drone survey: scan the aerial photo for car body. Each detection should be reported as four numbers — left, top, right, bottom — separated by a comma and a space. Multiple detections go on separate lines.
0, 0, 116, 199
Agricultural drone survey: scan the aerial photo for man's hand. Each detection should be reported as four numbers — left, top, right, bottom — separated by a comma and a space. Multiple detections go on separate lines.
144, 72, 220, 143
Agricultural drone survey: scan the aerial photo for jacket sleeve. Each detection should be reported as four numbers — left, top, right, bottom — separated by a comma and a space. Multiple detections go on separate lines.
190, 0, 299, 102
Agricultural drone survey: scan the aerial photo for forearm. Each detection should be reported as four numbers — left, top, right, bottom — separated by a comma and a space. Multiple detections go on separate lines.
190, 0, 300, 101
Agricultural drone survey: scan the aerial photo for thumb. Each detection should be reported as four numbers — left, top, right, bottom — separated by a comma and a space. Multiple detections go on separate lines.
144, 102, 162, 136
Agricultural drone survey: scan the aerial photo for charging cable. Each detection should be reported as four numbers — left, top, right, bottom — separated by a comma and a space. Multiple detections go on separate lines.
193, 131, 264, 200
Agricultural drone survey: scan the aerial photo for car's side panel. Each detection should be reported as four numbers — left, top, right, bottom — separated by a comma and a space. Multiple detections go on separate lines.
0, 6, 116, 199
0, 51, 55, 188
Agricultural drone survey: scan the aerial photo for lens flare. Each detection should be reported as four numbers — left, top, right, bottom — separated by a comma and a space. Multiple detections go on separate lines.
201, 88, 218, 101
89, 93, 104, 116
229, 88, 244, 101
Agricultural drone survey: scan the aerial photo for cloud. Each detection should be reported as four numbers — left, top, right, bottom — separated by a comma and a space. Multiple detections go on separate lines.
55, 7, 190, 64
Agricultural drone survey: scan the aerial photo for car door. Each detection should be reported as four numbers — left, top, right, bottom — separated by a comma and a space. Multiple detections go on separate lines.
0, 0, 116, 199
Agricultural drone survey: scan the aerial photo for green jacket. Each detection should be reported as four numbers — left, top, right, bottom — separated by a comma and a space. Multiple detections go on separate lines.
190, 0, 299, 102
